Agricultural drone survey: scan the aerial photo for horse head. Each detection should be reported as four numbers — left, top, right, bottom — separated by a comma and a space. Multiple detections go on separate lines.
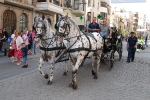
56, 14, 71, 37
33, 15, 49, 39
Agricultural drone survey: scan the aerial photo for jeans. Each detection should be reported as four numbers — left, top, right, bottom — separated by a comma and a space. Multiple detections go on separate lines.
127, 46, 136, 61
32, 40, 36, 54
22, 46, 28, 63
100, 32, 109, 38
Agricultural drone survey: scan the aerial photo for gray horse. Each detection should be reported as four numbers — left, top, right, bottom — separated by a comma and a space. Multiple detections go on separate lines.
33, 16, 68, 85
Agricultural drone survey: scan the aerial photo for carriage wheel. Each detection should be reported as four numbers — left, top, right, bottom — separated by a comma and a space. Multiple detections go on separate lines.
109, 50, 114, 71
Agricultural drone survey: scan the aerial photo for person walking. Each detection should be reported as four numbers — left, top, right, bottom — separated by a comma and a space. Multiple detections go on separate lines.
31, 30, 37, 54
0, 29, 3, 52
14, 31, 23, 65
10, 29, 17, 62
22, 30, 29, 68
145, 35, 148, 47
27, 30, 33, 54
1, 28, 9, 56
126, 32, 138, 63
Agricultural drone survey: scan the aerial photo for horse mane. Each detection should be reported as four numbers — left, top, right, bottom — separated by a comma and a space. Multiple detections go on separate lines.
68, 18, 80, 31
59, 17, 80, 31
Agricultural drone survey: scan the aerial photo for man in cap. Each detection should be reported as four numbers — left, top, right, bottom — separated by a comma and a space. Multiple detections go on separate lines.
126, 32, 138, 63
99, 19, 112, 38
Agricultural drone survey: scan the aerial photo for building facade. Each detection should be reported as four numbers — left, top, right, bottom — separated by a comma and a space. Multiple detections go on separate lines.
0, 0, 86, 34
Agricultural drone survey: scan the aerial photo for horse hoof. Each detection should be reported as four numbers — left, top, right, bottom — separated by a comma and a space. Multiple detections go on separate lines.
63, 72, 68, 76
109, 67, 113, 71
69, 83, 73, 88
92, 70, 96, 76
72, 83, 78, 90
44, 74, 49, 79
47, 80, 53, 85
94, 75, 98, 79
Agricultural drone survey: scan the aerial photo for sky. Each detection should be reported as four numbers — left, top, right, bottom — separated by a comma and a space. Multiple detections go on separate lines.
111, 0, 150, 19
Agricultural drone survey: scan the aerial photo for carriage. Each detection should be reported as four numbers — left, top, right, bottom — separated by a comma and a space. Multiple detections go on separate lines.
33, 14, 122, 90
101, 23, 123, 70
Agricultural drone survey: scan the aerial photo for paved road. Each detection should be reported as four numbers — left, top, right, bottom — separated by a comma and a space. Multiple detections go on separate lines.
0, 41, 150, 100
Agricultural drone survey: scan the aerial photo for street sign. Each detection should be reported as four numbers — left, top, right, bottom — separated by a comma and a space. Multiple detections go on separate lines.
97, 14, 102, 19
80, 16, 83, 20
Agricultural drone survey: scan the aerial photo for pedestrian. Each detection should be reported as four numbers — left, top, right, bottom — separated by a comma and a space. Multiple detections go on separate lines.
31, 30, 37, 54
145, 35, 148, 47
1, 28, 9, 56
14, 31, 23, 65
136, 36, 144, 52
27, 30, 33, 54
10, 29, 17, 62
0, 29, 3, 52
22, 30, 29, 68
126, 32, 138, 63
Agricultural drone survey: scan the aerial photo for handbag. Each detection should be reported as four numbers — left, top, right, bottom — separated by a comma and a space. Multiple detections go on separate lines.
8, 49, 14, 57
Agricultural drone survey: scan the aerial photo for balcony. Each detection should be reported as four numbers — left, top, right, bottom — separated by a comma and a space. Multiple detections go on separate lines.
100, 7, 107, 13
72, 2, 85, 17
36, 0, 63, 14
4, 0, 34, 9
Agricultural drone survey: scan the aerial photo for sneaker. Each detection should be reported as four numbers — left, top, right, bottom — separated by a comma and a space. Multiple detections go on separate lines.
22, 64, 28, 68
127, 60, 130, 63
131, 60, 134, 62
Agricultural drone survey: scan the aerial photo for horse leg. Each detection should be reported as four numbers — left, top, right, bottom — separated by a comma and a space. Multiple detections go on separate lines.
95, 50, 102, 79
47, 64, 54, 85
63, 61, 68, 76
38, 57, 49, 79
69, 56, 84, 90
91, 55, 96, 76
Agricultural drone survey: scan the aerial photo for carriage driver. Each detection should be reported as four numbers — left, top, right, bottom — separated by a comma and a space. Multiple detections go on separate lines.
99, 19, 112, 38
88, 17, 100, 33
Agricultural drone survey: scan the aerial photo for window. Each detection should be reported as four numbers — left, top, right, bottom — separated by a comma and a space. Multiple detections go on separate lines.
93, 0, 95, 7
97, 2, 99, 10
101, 12, 107, 19
74, 0, 79, 10
88, 0, 91, 6
87, 12, 91, 21
20, 13, 28, 32
3, 10, 16, 35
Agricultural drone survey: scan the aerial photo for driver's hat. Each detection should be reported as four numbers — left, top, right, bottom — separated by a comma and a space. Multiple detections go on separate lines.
130, 31, 135, 34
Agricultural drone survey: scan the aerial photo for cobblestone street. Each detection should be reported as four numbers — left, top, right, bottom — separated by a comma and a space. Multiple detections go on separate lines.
0, 41, 150, 100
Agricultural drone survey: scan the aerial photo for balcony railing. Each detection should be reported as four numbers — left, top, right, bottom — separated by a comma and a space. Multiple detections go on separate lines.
37, 0, 62, 7
4, 0, 34, 9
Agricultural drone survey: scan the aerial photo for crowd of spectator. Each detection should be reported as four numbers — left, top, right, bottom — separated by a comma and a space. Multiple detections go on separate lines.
0, 28, 37, 68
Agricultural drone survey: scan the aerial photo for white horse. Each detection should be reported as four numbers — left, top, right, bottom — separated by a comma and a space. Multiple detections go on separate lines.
33, 16, 69, 85
56, 15, 103, 89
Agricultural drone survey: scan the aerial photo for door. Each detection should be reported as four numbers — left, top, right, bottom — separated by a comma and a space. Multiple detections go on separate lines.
3, 10, 16, 35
